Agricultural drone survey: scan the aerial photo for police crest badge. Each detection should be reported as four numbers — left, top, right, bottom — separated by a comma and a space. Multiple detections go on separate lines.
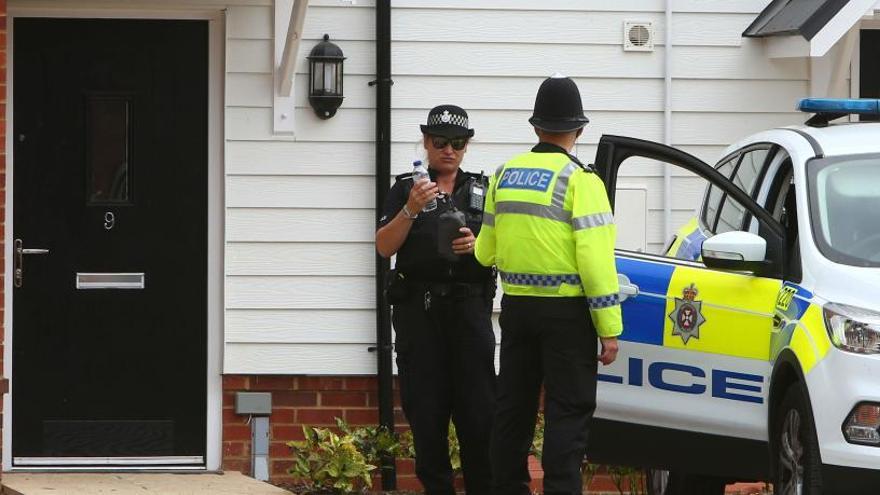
668, 283, 706, 345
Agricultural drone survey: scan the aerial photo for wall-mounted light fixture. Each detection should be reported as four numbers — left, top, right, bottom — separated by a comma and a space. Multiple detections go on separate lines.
308, 34, 345, 119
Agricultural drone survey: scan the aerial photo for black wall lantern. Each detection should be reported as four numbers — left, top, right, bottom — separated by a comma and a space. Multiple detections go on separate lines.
308, 34, 345, 119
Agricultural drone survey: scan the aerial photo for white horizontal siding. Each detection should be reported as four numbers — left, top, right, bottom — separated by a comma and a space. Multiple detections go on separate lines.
227, 141, 376, 175
312, 8, 758, 47
227, 243, 376, 275
223, 0, 814, 375
228, 276, 374, 309
227, 107, 806, 147
225, 344, 377, 375
227, 176, 375, 208
355, 0, 771, 14
227, 209, 375, 242
271, 40, 805, 80
226, 310, 376, 343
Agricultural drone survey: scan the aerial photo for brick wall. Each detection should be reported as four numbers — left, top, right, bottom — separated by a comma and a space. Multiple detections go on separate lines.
1, 0, 8, 481
221, 375, 423, 492
219, 375, 647, 494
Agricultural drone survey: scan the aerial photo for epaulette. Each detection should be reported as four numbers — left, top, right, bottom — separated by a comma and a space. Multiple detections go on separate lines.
565, 153, 595, 174
580, 162, 597, 173
395, 172, 414, 181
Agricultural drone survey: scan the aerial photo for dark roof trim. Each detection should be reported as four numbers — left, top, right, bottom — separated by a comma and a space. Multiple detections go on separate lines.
743, 0, 849, 40
777, 128, 825, 158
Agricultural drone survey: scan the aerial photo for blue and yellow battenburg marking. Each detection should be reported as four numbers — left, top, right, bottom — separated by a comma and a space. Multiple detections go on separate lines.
613, 255, 780, 360
603, 256, 833, 403
770, 282, 831, 374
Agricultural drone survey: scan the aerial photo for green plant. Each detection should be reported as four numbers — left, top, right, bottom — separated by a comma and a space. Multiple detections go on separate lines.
530, 413, 545, 461
398, 421, 461, 472
335, 418, 401, 465
287, 424, 375, 493
608, 465, 646, 495
398, 429, 416, 459
447, 422, 461, 471
581, 462, 601, 492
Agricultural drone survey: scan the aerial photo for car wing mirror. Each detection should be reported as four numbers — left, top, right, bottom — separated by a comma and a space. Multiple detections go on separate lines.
702, 231, 771, 274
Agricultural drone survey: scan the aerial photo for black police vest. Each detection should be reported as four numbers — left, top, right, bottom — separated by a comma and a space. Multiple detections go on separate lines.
394, 171, 492, 283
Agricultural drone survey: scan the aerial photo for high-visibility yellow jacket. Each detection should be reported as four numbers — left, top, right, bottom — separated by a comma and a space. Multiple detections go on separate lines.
664, 216, 708, 262
474, 144, 623, 338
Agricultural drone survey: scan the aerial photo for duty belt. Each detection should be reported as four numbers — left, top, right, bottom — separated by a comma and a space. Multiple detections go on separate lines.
417, 281, 487, 298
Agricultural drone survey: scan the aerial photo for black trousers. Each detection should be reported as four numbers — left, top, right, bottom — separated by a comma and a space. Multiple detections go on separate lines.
393, 292, 497, 495
491, 295, 599, 495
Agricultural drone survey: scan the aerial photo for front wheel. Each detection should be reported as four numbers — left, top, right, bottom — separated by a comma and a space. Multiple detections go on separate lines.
773, 384, 823, 495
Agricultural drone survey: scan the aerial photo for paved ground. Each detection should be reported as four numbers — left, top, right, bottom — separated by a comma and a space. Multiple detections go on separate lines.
1, 472, 290, 495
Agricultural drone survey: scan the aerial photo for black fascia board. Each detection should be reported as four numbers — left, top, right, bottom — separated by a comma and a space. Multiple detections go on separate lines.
742, 0, 849, 40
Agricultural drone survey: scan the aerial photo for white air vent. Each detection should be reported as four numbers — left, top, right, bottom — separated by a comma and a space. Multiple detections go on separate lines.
624, 21, 654, 52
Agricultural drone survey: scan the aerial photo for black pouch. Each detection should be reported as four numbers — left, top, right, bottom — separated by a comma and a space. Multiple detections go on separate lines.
438, 207, 466, 262
385, 269, 410, 305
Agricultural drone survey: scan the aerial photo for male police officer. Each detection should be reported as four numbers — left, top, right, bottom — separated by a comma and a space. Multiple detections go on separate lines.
377, 105, 496, 494
474, 75, 623, 495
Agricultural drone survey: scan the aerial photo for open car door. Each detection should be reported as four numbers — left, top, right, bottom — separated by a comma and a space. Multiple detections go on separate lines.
586, 135, 785, 481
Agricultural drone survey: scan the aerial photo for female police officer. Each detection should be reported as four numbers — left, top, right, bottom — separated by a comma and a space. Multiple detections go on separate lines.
376, 105, 495, 495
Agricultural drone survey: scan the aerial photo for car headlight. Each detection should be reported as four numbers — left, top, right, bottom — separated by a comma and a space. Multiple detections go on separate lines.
823, 302, 880, 354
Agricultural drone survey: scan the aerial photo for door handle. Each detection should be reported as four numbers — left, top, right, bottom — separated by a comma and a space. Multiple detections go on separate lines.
14, 239, 50, 288
22, 248, 50, 255
618, 273, 640, 303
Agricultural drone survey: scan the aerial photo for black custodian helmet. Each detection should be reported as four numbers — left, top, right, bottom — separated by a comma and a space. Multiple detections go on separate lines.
528, 74, 590, 133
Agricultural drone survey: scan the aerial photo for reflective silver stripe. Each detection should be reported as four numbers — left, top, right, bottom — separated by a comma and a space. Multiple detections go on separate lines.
551, 162, 578, 208
495, 201, 571, 223
494, 164, 506, 179
482, 212, 495, 227
587, 293, 621, 309
499, 271, 581, 287
572, 211, 614, 231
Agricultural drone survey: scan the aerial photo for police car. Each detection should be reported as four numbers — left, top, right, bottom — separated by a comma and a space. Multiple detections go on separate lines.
585, 99, 880, 495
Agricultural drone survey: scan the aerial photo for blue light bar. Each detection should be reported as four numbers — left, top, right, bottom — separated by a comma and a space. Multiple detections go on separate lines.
797, 98, 880, 115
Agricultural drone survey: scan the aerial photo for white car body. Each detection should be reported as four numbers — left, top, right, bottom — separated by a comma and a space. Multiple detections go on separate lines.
587, 118, 880, 493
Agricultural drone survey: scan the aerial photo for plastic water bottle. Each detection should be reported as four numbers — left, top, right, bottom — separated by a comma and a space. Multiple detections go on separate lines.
412, 160, 437, 212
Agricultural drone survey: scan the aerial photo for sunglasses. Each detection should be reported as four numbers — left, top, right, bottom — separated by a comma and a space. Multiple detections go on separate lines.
430, 135, 469, 151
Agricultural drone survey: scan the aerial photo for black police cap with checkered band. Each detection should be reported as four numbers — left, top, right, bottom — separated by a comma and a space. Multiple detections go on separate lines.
420, 104, 475, 138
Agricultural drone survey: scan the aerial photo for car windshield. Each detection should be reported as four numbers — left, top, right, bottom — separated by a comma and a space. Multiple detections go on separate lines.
808, 154, 880, 267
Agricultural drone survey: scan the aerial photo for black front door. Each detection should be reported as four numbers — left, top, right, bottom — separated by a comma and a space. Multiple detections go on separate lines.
12, 18, 208, 465
861, 29, 880, 121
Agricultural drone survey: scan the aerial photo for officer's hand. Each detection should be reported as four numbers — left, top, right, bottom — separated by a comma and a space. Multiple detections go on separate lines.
598, 337, 619, 366
452, 227, 476, 255
406, 179, 439, 213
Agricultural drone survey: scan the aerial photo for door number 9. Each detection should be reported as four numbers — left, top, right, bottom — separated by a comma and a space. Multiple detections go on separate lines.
104, 211, 116, 231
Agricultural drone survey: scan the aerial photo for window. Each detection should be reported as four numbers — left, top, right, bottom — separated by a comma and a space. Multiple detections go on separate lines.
87, 96, 131, 204
716, 195, 748, 234
702, 158, 736, 230
732, 148, 768, 197
714, 148, 770, 234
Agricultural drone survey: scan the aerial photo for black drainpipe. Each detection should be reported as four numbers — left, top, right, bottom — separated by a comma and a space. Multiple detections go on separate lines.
373, 0, 396, 489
